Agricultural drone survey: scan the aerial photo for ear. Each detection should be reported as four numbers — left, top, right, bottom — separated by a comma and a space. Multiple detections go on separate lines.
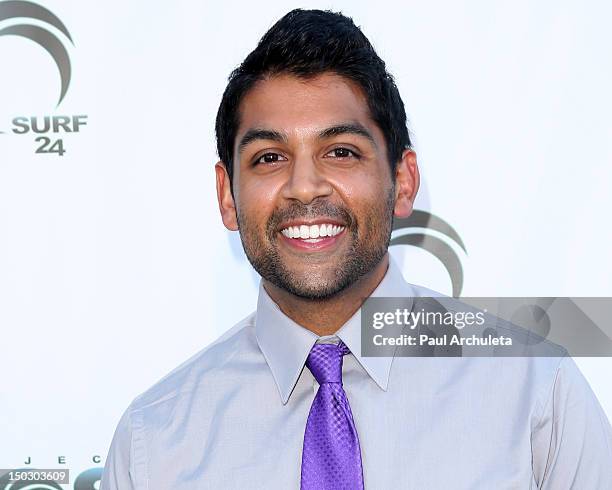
393, 149, 420, 218
215, 161, 239, 231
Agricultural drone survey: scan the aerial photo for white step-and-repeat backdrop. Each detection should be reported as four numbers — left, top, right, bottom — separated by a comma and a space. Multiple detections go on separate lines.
1, 0, 611, 487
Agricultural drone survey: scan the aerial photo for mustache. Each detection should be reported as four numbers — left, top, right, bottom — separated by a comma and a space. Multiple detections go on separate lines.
268, 201, 353, 232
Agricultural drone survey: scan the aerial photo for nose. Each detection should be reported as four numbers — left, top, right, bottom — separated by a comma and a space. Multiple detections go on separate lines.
280, 154, 333, 204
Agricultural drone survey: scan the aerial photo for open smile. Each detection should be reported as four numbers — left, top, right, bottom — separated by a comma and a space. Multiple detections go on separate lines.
277, 223, 347, 252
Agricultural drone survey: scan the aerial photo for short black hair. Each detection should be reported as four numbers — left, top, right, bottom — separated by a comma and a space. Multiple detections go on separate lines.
215, 8, 411, 195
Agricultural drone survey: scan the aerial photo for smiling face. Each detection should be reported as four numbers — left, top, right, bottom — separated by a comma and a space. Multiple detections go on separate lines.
216, 72, 416, 300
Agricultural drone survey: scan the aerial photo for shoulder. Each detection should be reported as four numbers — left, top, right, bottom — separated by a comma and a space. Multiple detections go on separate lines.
531, 355, 612, 485
100, 311, 260, 489
128, 310, 257, 413
398, 284, 570, 402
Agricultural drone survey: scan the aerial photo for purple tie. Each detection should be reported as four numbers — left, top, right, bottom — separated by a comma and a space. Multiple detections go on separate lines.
300, 340, 364, 490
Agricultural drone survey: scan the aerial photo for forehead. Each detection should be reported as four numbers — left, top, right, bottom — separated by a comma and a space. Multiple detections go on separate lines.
236, 72, 376, 140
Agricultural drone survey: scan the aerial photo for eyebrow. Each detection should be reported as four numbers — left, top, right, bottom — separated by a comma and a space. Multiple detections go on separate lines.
238, 129, 287, 154
318, 123, 377, 147
237, 122, 377, 155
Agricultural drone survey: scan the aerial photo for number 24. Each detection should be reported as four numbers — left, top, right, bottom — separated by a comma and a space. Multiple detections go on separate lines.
35, 137, 66, 156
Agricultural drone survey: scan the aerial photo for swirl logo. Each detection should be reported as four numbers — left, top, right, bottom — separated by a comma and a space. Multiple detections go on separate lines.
391, 210, 467, 297
0, 1, 87, 156
0, 0, 74, 106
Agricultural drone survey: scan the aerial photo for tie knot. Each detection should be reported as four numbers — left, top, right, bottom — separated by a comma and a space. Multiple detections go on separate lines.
306, 340, 351, 385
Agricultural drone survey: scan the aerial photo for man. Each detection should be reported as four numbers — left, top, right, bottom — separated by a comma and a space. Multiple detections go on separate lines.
100, 9, 612, 489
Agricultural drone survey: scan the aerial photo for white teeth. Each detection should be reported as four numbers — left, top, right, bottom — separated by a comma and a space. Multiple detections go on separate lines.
280, 223, 345, 239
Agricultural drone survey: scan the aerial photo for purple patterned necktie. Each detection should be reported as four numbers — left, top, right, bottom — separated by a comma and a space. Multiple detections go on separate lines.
300, 340, 364, 490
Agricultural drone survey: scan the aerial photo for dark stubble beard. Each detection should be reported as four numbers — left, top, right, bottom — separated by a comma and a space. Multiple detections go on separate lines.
235, 183, 396, 301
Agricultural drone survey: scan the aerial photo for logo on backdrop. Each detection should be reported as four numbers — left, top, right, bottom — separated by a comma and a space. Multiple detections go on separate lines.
0, 0, 87, 156
391, 210, 467, 297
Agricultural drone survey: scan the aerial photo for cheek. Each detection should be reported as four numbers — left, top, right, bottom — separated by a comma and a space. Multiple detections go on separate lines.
238, 177, 283, 225
331, 175, 392, 240
242, 176, 283, 205
332, 172, 388, 213
333, 154, 390, 195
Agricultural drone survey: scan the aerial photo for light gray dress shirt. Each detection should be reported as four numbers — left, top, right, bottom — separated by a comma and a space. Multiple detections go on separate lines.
100, 255, 612, 489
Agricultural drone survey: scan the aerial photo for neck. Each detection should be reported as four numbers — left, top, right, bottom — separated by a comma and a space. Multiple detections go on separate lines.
262, 253, 390, 337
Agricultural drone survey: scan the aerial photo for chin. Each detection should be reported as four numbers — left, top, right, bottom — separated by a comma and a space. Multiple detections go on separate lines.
287, 276, 349, 298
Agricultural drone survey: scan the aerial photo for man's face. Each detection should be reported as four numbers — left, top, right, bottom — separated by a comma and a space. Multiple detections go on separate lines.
229, 72, 398, 300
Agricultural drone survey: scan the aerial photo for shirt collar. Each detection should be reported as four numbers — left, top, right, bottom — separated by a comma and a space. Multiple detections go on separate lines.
254, 254, 415, 405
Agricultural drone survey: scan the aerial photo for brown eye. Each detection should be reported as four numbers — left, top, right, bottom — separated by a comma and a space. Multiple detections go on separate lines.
325, 147, 359, 159
255, 153, 286, 165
